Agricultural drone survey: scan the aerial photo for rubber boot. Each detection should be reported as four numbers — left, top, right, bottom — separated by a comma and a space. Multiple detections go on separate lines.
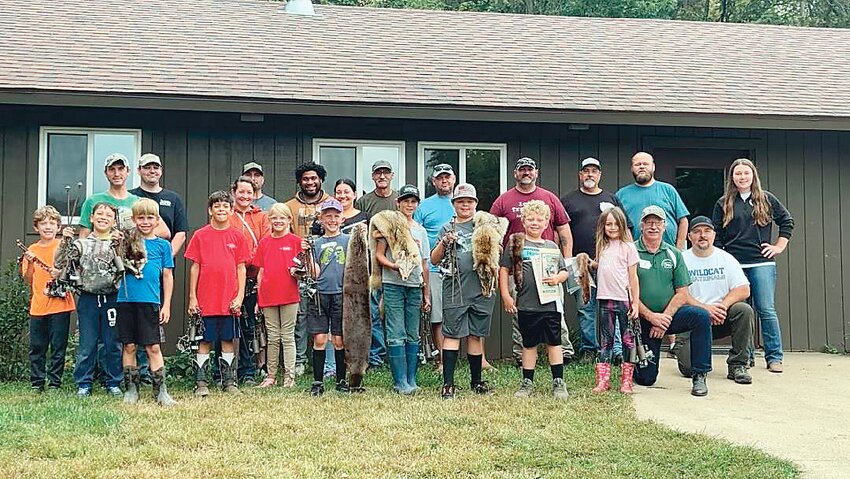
152, 367, 177, 407
592, 363, 611, 393
404, 343, 420, 394
620, 362, 635, 394
221, 358, 241, 395
122, 366, 140, 404
388, 345, 414, 395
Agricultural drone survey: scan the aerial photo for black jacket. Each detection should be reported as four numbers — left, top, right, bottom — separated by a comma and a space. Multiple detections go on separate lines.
711, 191, 794, 265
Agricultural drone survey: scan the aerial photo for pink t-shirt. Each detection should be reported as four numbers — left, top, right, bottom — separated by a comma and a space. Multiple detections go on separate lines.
490, 186, 570, 248
596, 239, 639, 302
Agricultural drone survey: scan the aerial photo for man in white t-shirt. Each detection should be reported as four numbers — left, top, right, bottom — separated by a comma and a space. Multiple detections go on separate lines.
680, 216, 754, 384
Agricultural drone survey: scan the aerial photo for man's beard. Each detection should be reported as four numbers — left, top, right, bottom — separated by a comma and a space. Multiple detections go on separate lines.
633, 171, 652, 185
582, 179, 596, 190
301, 183, 321, 197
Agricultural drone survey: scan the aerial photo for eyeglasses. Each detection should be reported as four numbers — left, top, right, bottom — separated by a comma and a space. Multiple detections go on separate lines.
373, 170, 392, 177
643, 220, 664, 228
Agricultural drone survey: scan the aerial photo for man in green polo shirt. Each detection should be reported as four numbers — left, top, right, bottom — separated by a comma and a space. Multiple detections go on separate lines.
633, 205, 713, 397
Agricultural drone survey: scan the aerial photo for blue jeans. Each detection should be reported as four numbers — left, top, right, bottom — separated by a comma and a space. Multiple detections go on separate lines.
574, 286, 599, 353
74, 292, 123, 389
382, 284, 421, 347
744, 264, 783, 364
633, 305, 712, 386
369, 288, 387, 365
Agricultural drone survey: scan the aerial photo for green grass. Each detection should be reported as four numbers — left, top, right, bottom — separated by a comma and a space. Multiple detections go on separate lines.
0, 362, 798, 478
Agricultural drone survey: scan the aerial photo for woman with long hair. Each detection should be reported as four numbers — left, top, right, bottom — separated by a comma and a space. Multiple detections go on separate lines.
334, 178, 369, 233
712, 158, 794, 373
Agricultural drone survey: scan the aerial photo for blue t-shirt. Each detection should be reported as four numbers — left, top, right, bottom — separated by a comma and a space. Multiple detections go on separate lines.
413, 194, 454, 272
118, 237, 174, 304
313, 234, 349, 294
616, 181, 689, 246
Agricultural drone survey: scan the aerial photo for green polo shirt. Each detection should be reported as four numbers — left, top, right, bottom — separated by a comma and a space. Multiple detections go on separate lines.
635, 238, 691, 313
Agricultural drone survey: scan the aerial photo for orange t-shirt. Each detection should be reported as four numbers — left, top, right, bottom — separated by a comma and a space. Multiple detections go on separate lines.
21, 239, 76, 316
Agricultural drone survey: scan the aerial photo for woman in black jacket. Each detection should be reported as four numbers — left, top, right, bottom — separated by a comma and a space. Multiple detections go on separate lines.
712, 158, 794, 374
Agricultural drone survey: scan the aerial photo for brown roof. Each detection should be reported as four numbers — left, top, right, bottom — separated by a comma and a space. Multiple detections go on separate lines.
2, 0, 850, 118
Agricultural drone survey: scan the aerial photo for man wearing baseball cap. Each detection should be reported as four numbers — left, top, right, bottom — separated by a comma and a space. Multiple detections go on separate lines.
129, 153, 188, 256
560, 158, 630, 364
78, 153, 140, 237
633, 206, 713, 396
680, 216, 754, 385
242, 162, 278, 212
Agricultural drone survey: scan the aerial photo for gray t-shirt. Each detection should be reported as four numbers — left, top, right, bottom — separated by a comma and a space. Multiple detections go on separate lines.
499, 238, 565, 312
253, 193, 278, 212
381, 222, 428, 288
355, 190, 398, 218
313, 233, 349, 294
438, 220, 497, 310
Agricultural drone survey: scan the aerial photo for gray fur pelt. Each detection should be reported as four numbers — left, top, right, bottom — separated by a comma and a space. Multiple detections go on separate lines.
471, 211, 508, 298
342, 222, 371, 392
368, 210, 421, 290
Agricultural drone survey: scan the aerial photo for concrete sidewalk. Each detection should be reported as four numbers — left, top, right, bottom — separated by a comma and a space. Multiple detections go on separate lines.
632, 352, 850, 479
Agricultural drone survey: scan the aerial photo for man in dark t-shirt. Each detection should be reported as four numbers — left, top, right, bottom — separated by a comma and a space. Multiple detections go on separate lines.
129, 153, 188, 257
560, 157, 629, 363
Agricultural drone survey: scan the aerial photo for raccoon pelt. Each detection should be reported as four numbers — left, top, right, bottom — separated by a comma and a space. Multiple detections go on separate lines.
575, 252, 592, 304
116, 227, 147, 279
509, 232, 525, 290
368, 210, 421, 291
471, 211, 508, 298
342, 222, 371, 392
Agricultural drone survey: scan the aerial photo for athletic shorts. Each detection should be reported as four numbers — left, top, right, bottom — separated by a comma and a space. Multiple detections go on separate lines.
428, 272, 443, 324
441, 303, 493, 339
307, 293, 343, 336
117, 302, 164, 346
517, 310, 561, 348
202, 315, 239, 343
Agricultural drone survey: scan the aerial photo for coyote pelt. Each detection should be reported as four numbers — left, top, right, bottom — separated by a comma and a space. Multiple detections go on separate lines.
368, 210, 421, 290
343, 222, 371, 392
471, 211, 508, 298
508, 232, 525, 290
117, 227, 147, 279
575, 252, 592, 304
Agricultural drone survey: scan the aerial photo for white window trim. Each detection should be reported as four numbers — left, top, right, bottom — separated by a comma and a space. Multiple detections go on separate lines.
312, 139, 406, 194
416, 142, 508, 195
38, 126, 142, 223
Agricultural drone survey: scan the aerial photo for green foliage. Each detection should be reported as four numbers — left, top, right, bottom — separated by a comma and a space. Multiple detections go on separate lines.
0, 260, 31, 381
164, 347, 198, 385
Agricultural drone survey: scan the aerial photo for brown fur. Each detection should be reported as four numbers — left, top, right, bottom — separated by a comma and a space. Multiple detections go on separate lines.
342, 222, 371, 391
508, 232, 525, 289
471, 211, 508, 297
368, 210, 421, 291
114, 226, 147, 279
575, 252, 592, 304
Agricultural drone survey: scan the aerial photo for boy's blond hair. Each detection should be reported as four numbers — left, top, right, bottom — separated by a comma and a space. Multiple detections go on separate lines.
519, 200, 551, 221
32, 205, 62, 227
131, 198, 160, 217
268, 203, 293, 220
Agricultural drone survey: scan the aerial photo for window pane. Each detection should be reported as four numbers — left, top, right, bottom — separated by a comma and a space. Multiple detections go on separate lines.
47, 133, 87, 220
362, 146, 402, 191
423, 149, 460, 198
466, 149, 500, 211
92, 133, 137, 193
319, 146, 357, 193
675, 167, 725, 218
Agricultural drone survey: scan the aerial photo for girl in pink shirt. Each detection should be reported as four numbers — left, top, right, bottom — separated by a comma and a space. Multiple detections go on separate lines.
591, 207, 640, 394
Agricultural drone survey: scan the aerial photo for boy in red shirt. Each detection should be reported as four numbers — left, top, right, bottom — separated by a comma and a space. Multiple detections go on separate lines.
185, 191, 250, 396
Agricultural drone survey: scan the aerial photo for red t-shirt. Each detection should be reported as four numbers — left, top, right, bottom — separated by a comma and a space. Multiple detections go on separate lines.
254, 233, 301, 308
184, 225, 251, 316
489, 186, 571, 247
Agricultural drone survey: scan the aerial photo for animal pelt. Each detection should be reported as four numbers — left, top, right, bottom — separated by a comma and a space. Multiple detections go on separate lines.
471, 211, 508, 298
342, 222, 371, 392
368, 210, 421, 291
575, 252, 592, 304
115, 226, 147, 279
508, 233, 525, 290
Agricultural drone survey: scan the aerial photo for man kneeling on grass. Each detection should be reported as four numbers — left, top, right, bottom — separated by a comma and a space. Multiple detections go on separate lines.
118, 198, 177, 406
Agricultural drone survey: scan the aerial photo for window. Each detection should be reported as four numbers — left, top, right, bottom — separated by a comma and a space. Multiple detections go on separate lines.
313, 139, 405, 197
417, 142, 508, 211
38, 127, 141, 222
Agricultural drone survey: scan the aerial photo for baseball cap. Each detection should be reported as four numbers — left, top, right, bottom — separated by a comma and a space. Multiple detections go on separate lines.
431, 163, 454, 178
104, 153, 128, 169
452, 183, 477, 202
397, 184, 420, 201
689, 216, 715, 231
138, 153, 162, 167
514, 157, 537, 170
319, 198, 344, 213
242, 162, 263, 175
640, 205, 666, 222
580, 157, 601, 169
372, 160, 393, 173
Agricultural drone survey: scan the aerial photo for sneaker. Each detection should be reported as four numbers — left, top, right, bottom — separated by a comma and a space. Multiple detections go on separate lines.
691, 372, 708, 397
257, 377, 276, 388
106, 386, 123, 398
294, 364, 306, 377
76, 387, 92, 398
552, 378, 569, 400
194, 381, 210, 397
222, 383, 241, 395
441, 384, 456, 400
310, 381, 324, 397
727, 366, 753, 384
767, 361, 783, 373
471, 381, 495, 396
282, 377, 296, 388
514, 378, 534, 398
